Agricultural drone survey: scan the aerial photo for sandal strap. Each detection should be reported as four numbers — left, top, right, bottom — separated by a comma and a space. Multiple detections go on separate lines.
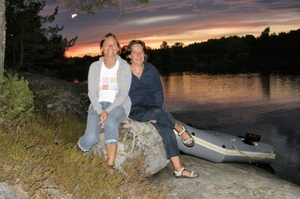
174, 167, 185, 176
174, 168, 197, 177
177, 124, 194, 144
189, 171, 195, 177
177, 124, 186, 136
183, 137, 193, 144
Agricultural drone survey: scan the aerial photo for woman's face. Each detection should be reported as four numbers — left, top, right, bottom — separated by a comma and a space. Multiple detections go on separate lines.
129, 44, 145, 66
101, 36, 119, 57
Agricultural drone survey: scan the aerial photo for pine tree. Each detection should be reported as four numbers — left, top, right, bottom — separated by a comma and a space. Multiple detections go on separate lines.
5, 0, 77, 72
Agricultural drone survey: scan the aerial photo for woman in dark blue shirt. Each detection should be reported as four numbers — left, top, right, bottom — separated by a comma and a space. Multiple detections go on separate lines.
125, 40, 198, 178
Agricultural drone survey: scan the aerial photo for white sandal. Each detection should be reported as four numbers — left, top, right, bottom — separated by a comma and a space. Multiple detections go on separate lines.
177, 124, 195, 147
174, 167, 199, 178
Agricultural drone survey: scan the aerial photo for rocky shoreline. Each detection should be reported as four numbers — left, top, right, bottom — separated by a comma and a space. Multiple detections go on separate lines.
149, 154, 300, 199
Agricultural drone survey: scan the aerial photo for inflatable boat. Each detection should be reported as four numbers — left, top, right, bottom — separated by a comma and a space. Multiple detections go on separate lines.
174, 121, 276, 164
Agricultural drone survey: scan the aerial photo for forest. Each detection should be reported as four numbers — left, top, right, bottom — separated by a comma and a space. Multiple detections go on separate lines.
4, 0, 300, 82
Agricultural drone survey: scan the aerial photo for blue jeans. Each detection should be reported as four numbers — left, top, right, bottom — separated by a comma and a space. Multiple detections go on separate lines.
129, 103, 180, 159
78, 101, 126, 152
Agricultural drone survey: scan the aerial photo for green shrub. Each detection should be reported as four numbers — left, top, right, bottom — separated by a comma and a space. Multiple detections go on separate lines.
0, 72, 35, 131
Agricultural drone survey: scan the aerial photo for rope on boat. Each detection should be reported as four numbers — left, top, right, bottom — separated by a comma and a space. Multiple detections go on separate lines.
232, 145, 275, 161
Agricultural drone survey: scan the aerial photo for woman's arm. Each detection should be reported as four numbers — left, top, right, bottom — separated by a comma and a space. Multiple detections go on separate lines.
88, 60, 103, 114
152, 64, 164, 107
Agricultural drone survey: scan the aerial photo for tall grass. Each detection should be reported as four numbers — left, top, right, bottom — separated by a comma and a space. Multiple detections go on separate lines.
0, 104, 168, 198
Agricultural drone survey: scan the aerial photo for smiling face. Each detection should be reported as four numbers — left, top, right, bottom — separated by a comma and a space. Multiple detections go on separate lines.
101, 36, 119, 58
129, 44, 145, 66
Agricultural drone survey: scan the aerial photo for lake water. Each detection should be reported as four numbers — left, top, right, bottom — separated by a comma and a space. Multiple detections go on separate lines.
161, 73, 300, 186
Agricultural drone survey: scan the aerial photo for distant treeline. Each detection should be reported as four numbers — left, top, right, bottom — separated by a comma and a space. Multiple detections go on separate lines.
66, 27, 300, 81
145, 27, 300, 75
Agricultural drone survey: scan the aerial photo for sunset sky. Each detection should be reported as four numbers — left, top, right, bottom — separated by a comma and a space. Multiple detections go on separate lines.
42, 0, 300, 57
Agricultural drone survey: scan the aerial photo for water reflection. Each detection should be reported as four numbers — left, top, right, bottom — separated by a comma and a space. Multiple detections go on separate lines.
259, 74, 271, 99
162, 73, 300, 186
162, 73, 300, 106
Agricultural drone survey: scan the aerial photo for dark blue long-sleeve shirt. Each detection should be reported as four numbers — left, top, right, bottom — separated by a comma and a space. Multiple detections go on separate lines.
129, 63, 164, 107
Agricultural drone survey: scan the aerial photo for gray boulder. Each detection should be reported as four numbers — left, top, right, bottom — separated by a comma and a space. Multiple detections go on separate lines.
90, 118, 170, 176
18, 72, 89, 121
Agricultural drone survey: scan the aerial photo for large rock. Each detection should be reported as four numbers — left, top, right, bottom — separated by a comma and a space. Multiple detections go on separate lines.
18, 72, 89, 121
90, 118, 170, 176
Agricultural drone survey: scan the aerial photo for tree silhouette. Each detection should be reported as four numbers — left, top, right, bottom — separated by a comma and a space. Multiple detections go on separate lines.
160, 41, 169, 49
0, 1, 5, 77
261, 27, 270, 38
5, 0, 77, 73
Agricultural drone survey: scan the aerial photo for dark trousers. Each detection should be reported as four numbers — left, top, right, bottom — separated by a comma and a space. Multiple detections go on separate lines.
129, 103, 180, 159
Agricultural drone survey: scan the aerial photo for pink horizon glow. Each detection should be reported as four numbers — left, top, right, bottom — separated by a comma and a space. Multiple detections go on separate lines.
65, 25, 298, 57
41, 0, 300, 58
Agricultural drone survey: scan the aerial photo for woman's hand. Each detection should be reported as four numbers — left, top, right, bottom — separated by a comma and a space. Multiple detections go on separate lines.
149, 120, 157, 124
99, 111, 108, 127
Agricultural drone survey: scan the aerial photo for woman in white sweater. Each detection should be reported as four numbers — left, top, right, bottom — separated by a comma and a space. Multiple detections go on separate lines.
77, 33, 132, 173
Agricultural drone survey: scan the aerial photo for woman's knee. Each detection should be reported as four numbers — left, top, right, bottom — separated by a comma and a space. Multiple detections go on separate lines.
104, 118, 119, 130
151, 106, 164, 115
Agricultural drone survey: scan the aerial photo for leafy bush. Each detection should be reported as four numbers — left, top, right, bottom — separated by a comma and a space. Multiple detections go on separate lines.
0, 72, 35, 131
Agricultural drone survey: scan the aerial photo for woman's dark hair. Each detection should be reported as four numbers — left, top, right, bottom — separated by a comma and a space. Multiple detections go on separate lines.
100, 33, 121, 55
125, 40, 148, 64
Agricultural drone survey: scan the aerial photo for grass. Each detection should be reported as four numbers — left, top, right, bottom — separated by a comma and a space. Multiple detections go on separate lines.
0, 102, 169, 198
